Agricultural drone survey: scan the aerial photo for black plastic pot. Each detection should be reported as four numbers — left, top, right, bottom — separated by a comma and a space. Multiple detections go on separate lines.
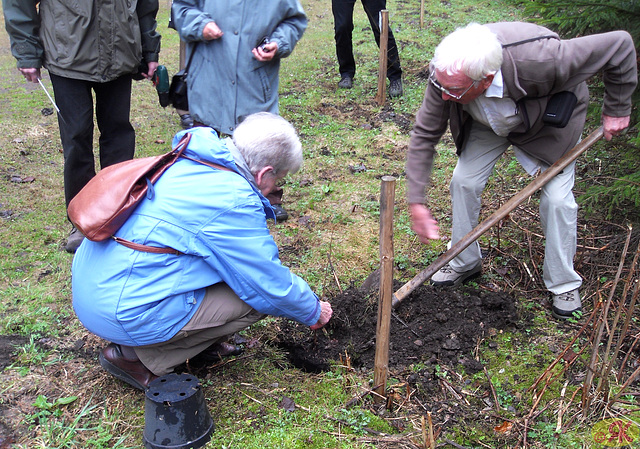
143, 373, 214, 449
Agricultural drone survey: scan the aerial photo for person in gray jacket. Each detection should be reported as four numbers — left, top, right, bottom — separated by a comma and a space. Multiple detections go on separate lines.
406, 22, 636, 319
3, 0, 161, 253
171, 0, 307, 221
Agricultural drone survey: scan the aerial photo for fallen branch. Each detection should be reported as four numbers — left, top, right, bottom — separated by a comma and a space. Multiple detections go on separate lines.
427, 411, 435, 449
597, 226, 638, 395
556, 380, 569, 433
442, 438, 472, 449
484, 367, 500, 413
584, 226, 633, 414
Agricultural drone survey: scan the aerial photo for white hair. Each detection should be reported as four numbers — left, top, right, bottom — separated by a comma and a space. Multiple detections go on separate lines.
431, 23, 503, 80
232, 112, 303, 175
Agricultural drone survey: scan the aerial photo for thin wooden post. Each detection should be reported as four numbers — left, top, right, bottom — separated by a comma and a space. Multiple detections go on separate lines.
374, 176, 396, 402
376, 10, 389, 105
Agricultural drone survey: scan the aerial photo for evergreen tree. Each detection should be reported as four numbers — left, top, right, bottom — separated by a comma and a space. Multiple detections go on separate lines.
517, 0, 640, 222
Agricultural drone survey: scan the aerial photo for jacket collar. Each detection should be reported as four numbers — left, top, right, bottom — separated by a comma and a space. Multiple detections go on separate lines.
224, 138, 276, 220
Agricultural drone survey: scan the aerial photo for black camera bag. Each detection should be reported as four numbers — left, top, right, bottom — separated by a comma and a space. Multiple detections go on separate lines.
543, 91, 577, 128
168, 43, 199, 111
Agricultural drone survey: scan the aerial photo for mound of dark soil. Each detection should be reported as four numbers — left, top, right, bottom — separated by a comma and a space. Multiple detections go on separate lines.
274, 280, 519, 374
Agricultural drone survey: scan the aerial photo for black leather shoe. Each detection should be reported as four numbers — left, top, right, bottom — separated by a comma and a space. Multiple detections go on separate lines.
204, 342, 243, 358
193, 341, 244, 365
338, 76, 353, 89
99, 343, 157, 390
272, 204, 289, 222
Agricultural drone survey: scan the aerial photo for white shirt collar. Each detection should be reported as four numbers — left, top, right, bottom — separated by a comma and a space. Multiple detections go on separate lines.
484, 69, 504, 98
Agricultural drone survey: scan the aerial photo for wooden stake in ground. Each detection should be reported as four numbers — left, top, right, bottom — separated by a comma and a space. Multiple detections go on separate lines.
375, 10, 389, 105
374, 176, 396, 402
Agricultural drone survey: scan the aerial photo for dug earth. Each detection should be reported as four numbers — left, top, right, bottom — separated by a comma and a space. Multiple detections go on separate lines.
274, 279, 519, 389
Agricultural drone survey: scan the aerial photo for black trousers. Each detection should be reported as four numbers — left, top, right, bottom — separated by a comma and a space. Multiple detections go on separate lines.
331, 0, 402, 81
50, 73, 135, 208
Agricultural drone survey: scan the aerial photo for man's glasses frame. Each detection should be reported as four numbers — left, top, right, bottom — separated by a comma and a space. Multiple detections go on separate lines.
429, 71, 479, 100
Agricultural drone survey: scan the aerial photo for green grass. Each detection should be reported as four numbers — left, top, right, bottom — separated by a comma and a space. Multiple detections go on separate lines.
2, 0, 639, 447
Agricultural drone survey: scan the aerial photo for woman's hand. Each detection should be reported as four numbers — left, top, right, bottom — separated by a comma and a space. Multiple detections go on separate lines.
310, 301, 332, 330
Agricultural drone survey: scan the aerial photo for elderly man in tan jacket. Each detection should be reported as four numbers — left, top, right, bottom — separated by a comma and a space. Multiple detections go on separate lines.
406, 22, 637, 319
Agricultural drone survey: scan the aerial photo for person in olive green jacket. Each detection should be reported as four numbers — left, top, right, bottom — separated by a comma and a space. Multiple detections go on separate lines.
3, 0, 162, 253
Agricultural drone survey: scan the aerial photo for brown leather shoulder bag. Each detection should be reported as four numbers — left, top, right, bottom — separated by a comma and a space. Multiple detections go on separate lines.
68, 133, 231, 254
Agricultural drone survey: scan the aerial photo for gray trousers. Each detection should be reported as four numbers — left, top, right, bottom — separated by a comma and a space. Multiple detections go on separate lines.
134, 283, 264, 375
448, 124, 582, 294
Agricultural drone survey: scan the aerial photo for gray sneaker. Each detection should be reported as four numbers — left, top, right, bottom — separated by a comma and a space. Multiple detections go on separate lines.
65, 226, 85, 254
179, 113, 194, 129
389, 78, 403, 98
431, 262, 481, 287
338, 76, 353, 89
551, 288, 582, 320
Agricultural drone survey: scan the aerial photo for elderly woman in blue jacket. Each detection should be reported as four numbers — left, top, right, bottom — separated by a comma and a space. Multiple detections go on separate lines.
72, 112, 332, 390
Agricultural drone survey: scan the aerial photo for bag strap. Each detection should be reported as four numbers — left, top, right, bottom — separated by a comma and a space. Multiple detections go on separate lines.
501, 34, 558, 48
183, 42, 200, 73
179, 154, 234, 172
112, 236, 184, 255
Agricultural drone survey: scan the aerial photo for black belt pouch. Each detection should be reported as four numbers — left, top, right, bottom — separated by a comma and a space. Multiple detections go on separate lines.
543, 91, 577, 128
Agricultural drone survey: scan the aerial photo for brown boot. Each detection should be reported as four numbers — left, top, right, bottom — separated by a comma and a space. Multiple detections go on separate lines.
99, 343, 157, 391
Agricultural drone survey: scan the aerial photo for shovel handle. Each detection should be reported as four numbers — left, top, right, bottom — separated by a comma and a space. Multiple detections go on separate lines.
392, 126, 604, 308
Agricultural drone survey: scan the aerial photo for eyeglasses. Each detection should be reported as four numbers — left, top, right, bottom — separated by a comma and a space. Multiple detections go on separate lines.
429, 72, 479, 100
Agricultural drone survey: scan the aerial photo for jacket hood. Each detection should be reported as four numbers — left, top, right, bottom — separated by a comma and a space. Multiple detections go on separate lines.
171, 127, 276, 220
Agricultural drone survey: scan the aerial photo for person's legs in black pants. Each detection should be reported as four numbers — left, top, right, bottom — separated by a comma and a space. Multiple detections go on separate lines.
51, 74, 136, 252
50, 74, 96, 208
332, 0, 357, 79
361, 0, 402, 81
94, 75, 135, 169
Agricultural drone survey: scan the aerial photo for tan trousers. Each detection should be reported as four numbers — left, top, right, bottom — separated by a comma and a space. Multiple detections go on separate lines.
134, 282, 264, 375
449, 123, 582, 294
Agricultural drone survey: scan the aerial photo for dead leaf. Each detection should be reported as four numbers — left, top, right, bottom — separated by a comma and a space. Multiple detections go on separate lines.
562, 348, 578, 363
494, 421, 513, 433
10, 176, 35, 183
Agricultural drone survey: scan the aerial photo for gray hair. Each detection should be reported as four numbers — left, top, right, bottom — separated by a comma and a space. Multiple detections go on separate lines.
431, 23, 503, 81
232, 112, 303, 175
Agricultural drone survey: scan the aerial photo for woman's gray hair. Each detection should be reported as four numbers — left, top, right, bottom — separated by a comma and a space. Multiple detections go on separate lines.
431, 23, 503, 81
232, 112, 303, 176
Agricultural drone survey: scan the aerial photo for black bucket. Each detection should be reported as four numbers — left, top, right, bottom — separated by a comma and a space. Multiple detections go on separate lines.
143, 373, 214, 449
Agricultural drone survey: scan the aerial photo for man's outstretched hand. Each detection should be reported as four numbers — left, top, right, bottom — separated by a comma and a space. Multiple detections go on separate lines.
410, 203, 441, 244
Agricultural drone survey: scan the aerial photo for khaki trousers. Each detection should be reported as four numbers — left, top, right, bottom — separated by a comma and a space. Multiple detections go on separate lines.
448, 123, 582, 294
134, 283, 264, 375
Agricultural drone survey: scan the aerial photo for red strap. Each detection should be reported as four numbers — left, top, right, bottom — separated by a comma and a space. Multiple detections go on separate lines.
112, 236, 183, 255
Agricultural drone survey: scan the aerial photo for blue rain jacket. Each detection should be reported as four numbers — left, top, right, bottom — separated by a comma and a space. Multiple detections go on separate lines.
72, 127, 321, 346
